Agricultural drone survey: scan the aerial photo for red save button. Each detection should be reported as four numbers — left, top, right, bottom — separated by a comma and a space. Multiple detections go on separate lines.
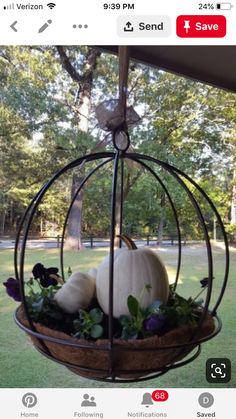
177, 15, 226, 38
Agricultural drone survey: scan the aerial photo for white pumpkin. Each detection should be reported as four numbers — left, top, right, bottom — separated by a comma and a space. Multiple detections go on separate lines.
54, 271, 95, 313
88, 267, 97, 284
96, 235, 169, 318
88, 267, 97, 296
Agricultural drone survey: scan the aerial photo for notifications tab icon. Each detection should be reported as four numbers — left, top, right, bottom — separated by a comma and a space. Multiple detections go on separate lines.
177, 15, 226, 37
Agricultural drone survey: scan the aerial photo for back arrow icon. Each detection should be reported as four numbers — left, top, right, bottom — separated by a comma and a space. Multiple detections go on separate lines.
10, 21, 18, 32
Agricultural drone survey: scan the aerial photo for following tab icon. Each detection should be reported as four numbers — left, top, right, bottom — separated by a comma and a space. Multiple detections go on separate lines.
177, 15, 226, 38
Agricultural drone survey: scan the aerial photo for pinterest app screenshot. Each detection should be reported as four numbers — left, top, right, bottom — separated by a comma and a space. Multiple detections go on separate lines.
0, 0, 235, 418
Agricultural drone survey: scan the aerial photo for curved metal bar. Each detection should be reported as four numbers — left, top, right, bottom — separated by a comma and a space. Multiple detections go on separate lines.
15, 147, 229, 381
129, 152, 229, 315
29, 339, 202, 383
18, 152, 115, 352
60, 157, 114, 281
126, 153, 230, 373
127, 153, 214, 326
127, 157, 182, 289
15, 151, 114, 281
108, 151, 121, 378
126, 153, 215, 369
170, 165, 230, 315
14, 182, 51, 281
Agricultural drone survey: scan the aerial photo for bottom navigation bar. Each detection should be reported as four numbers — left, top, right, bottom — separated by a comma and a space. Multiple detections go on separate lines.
0, 389, 234, 419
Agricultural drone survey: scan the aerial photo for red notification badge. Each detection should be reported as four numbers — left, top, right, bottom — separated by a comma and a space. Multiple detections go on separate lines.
152, 390, 169, 402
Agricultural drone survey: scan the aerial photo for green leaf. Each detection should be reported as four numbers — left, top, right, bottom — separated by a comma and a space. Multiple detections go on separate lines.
119, 315, 131, 327
90, 324, 103, 338
31, 298, 44, 312
194, 298, 204, 307
127, 295, 139, 317
140, 307, 150, 318
79, 309, 88, 320
121, 326, 138, 340
26, 278, 34, 286
73, 319, 82, 330
89, 308, 103, 324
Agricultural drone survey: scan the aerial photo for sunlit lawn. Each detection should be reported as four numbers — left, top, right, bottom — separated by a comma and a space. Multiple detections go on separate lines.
0, 244, 235, 388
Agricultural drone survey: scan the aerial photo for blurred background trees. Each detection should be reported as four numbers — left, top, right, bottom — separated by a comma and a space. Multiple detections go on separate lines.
0, 46, 235, 246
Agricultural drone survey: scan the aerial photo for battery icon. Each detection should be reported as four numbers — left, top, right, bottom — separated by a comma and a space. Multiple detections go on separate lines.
216, 2, 233, 9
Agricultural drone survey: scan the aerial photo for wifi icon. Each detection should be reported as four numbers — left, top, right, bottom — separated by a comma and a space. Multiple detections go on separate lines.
47, 2, 56, 9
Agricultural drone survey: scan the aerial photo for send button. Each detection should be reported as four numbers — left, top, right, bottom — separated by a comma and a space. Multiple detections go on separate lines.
117, 16, 171, 37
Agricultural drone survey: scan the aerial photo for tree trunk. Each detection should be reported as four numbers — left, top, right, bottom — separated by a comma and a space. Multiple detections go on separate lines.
0, 209, 6, 235
157, 193, 166, 244
57, 47, 100, 250
114, 169, 143, 247
65, 173, 84, 250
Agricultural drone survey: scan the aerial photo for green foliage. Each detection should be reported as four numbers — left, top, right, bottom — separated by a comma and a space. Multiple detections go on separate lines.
119, 285, 152, 339
26, 283, 65, 328
225, 223, 236, 242
119, 281, 208, 340
159, 293, 197, 328
73, 308, 104, 339
0, 46, 235, 238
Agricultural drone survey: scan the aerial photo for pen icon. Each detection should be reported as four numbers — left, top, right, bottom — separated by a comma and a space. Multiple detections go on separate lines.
38, 19, 52, 33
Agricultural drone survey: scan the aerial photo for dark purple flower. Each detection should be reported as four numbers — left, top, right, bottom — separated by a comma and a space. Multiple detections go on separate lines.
32, 263, 58, 288
200, 276, 214, 288
143, 314, 167, 334
3, 278, 21, 302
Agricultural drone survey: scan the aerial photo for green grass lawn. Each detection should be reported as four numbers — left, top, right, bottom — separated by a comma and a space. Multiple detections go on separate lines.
0, 244, 235, 388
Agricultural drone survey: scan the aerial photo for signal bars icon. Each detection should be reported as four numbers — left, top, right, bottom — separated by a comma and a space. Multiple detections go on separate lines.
3, 3, 56, 10
4, 3, 14, 9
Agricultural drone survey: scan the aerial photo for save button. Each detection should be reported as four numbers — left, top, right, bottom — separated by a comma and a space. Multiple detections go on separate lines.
176, 15, 226, 38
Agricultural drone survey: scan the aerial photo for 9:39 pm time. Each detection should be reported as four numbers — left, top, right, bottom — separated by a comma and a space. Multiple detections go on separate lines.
103, 3, 135, 10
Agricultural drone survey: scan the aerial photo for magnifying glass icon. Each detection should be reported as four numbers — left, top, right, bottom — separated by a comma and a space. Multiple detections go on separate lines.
215, 367, 223, 375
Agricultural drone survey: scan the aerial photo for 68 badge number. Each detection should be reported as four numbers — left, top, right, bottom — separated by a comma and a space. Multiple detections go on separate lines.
152, 390, 169, 402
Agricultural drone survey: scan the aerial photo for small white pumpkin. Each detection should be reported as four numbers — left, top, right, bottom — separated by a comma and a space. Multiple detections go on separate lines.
54, 271, 95, 313
96, 235, 169, 318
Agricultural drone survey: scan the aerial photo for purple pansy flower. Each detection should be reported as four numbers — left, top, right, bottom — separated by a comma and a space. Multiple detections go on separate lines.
32, 263, 59, 288
200, 276, 214, 288
143, 314, 167, 334
3, 278, 21, 302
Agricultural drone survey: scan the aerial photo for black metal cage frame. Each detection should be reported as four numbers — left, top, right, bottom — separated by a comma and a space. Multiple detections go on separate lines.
14, 138, 230, 383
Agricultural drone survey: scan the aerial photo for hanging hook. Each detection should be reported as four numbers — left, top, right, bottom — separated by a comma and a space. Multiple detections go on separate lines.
112, 46, 130, 152
95, 45, 139, 143
118, 46, 130, 125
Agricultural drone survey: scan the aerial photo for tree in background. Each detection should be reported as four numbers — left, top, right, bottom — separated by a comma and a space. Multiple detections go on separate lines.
0, 46, 235, 245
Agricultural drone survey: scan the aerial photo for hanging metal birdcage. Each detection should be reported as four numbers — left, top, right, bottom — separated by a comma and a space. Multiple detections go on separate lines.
13, 47, 229, 383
